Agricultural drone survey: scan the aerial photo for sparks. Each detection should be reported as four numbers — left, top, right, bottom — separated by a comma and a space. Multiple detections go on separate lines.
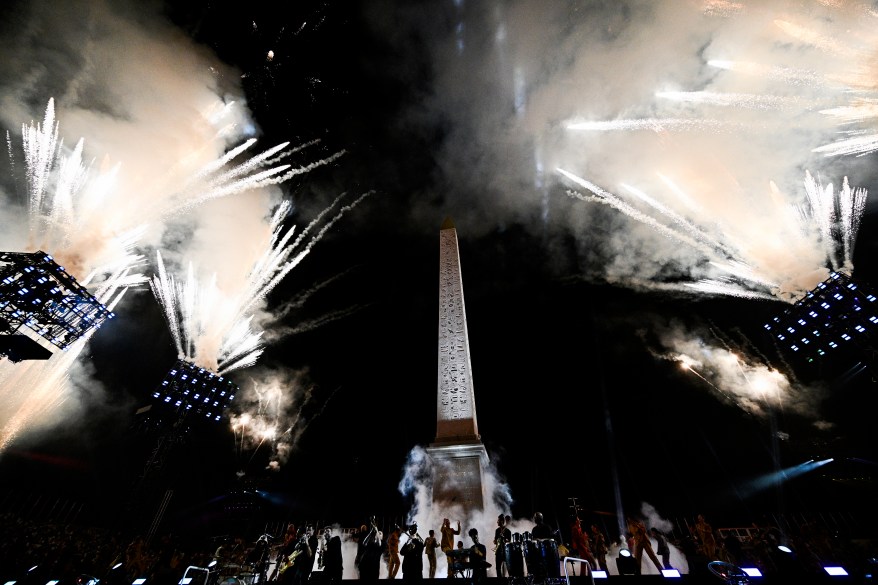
150, 192, 373, 375
558, 167, 866, 303
1, 97, 347, 449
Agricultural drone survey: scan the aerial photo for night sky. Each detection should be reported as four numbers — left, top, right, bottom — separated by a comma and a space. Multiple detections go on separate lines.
1, 0, 878, 546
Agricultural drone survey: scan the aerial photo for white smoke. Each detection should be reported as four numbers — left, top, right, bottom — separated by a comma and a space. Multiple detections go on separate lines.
0, 0, 338, 446
365, 1, 874, 292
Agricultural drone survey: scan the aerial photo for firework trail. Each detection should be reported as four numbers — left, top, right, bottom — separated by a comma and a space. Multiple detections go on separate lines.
559, 166, 865, 303
150, 191, 372, 375
565, 118, 742, 133
9, 98, 351, 285
264, 304, 372, 340
655, 90, 803, 111
549, 3, 878, 308
11, 99, 148, 294
269, 267, 359, 317
605, 4, 878, 156
231, 381, 284, 467
229, 371, 336, 474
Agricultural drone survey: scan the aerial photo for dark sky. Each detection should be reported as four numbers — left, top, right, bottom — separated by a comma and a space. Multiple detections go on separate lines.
1, 0, 878, 545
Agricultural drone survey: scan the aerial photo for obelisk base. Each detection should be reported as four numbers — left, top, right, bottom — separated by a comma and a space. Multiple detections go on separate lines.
426, 442, 489, 513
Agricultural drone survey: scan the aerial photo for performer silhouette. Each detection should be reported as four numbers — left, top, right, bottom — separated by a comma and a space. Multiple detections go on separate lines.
468, 528, 489, 583
493, 514, 511, 578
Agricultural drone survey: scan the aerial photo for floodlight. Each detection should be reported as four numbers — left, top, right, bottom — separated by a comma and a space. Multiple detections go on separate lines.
4, 580, 17, 585
178, 579, 192, 585
616, 552, 637, 576
777, 545, 793, 554
112, 564, 123, 571
132, 579, 147, 585
824, 566, 849, 576
592, 570, 608, 579
46, 581, 60, 585
661, 569, 682, 578
741, 567, 763, 577
207, 561, 218, 569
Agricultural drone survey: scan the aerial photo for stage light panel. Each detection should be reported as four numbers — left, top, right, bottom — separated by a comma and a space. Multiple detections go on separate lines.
742, 567, 763, 577
765, 272, 878, 361
151, 359, 237, 420
592, 571, 608, 579
824, 566, 849, 576
0, 251, 114, 350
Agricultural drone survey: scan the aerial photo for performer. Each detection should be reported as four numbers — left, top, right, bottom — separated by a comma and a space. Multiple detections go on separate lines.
268, 523, 297, 580
387, 524, 403, 579
212, 538, 232, 569
627, 517, 663, 575
440, 518, 461, 554
355, 516, 378, 577
305, 527, 319, 581
447, 541, 467, 579
423, 529, 440, 578
316, 527, 330, 571
246, 534, 273, 583
401, 523, 425, 581
650, 527, 673, 570
358, 528, 384, 581
528, 512, 560, 580
282, 524, 298, 549
531, 512, 555, 540
467, 528, 489, 583
277, 532, 310, 585
694, 514, 718, 560
493, 513, 511, 578
323, 527, 344, 583
589, 525, 610, 573
569, 517, 597, 573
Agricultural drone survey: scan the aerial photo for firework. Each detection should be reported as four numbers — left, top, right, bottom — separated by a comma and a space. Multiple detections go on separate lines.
0, 96, 347, 449
150, 192, 372, 375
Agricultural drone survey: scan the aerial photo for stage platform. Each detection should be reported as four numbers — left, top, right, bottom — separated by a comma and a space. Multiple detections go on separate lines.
303, 574, 868, 585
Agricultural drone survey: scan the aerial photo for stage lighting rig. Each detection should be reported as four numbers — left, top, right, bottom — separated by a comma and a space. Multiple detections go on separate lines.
0, 250, 114, 360
150, 359, 238, 422
764, 271, 878, 364
126, 359, 240, 539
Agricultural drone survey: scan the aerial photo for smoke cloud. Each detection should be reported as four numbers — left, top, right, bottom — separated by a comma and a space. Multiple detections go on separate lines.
0, 0, 337, 447
367, 1, 875, 295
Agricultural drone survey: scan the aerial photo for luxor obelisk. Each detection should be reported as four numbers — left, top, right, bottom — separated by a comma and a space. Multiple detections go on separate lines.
426, 217, 489, 512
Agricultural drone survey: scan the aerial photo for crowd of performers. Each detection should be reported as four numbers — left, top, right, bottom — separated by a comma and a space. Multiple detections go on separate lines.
210, 513, 566, 585
207, 512, 697, 583
198, 511, 868, 583
0, 510, 869, 584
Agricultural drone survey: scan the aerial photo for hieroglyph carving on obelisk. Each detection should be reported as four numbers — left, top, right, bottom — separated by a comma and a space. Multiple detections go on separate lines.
435, 217, 480, 444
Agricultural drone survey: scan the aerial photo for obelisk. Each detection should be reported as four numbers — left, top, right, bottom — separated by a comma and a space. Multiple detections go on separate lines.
426, 217, 489, 512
